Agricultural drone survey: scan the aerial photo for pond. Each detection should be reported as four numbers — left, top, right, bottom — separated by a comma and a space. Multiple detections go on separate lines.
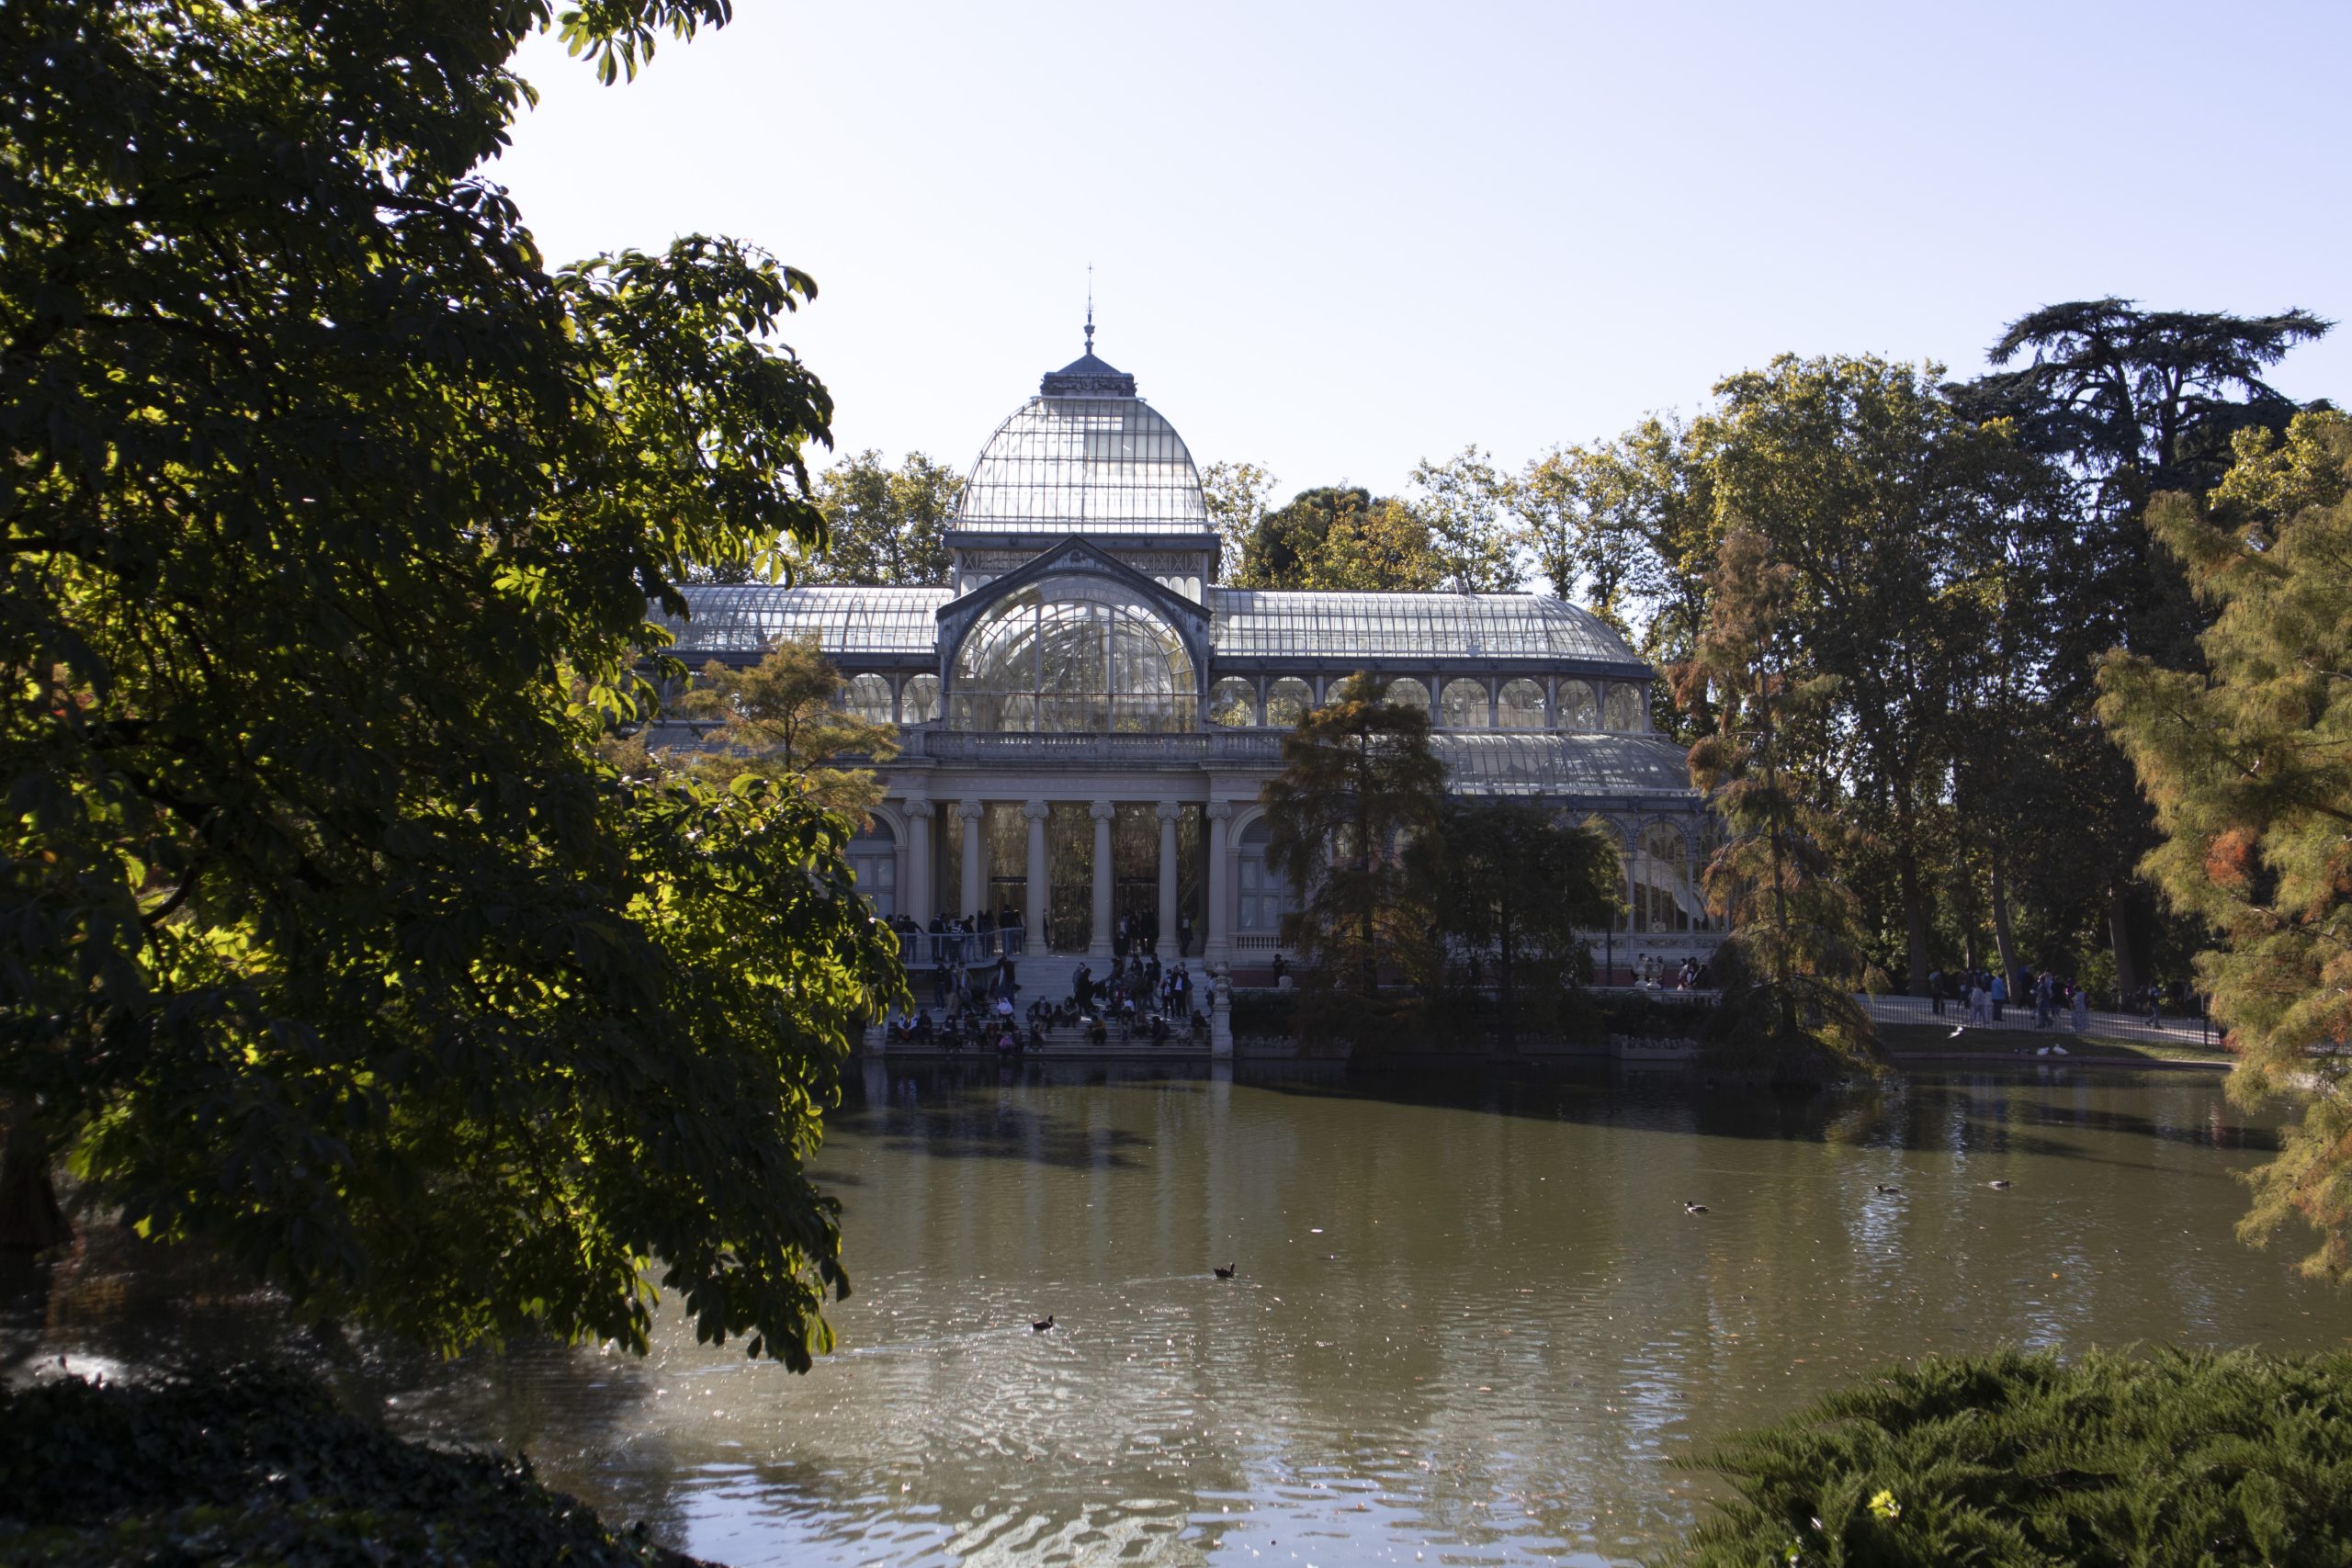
5, 1062, 2341, 1567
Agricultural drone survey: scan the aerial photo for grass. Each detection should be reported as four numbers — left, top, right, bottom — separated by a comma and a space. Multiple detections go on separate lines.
1875, 1020, 2233, 1067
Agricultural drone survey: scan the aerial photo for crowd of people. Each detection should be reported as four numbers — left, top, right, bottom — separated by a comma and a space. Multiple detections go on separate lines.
1928, 965, 2107, 1030
881, 944, 1209, 1055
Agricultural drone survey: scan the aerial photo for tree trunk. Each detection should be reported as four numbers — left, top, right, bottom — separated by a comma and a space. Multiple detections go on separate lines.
0, 1100, 70, 1253
2109, 878, 2143, 1001
1897, 837, 1929, 996
1987, 843, 2018, 984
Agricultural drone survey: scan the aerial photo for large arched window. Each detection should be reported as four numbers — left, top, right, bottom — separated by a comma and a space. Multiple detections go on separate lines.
1207, 677, 1258, 727
1264, 677, 1313, 728
1237, 818, 1296, 934
1442, 678, 1490, 729
1634, 821, 1697, 932
842, 672, 894, 724
1385, 677, 1430, 715
1602, 682, 1645, 732
949, 579, 1196, 733
901, 673, 942, 724
848, 819, 898, 920
1498, 678, 1545, 729
1557, 680, 1598, 730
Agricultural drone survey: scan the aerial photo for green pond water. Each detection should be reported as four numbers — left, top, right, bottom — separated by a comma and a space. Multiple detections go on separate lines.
5, 1061, 2344, 1566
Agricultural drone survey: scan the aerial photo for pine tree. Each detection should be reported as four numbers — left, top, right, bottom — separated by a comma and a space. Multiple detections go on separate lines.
2098, 411, 2352, 1280
673, 637, 899, 815
1677, 525, 1877, 1078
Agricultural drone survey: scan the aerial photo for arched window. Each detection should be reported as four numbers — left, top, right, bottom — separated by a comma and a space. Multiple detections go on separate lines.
848, 820, 898, 920
1236, 818, 1296, 934
1385, 677, 1430, 715
843, 672, 894, 724
901, 673, 942, 725
1498, 678, 1545, 729
949, 579, 1197, 733
1635, 821, 1696, 932
1206, 677, 1259, 728
1264, 677, 1313, 728
1602, 682, 1644, 732
1442, 678, 1490, 729
1556, 679, 1598, 730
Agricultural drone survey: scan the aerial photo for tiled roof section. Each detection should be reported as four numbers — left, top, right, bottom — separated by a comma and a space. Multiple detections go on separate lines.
651, 584, 950, 658
1208, 590, 1650, 671
1437, 732, 1698, 797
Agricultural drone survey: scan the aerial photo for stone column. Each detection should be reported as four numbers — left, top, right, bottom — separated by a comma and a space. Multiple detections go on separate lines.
1204, 800, 1233, 964
902, 798, 934, 924
1089, 799, 1116, 958
1155, 801, 1181, 957
1023, 800, 1049, 953
958, 800, 984, 920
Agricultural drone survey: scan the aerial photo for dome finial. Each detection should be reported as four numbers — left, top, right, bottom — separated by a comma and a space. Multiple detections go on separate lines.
1084, 264, 1095, 355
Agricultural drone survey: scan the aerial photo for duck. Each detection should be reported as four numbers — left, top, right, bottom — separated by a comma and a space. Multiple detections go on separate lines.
1031, 1314, 1056, 1332
1213, 1263, 1237, 1280
1987, 1179, 2011, 1190
1874, 1184, 1903, 1195
1683, 1201, 1709, 1214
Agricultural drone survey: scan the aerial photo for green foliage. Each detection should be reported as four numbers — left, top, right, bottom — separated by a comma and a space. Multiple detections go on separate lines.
2098, 411, 2352, 1281
1227, 988, 1299, 1040
0, 1368, 709, 1566
2, 0, 902, 1363
1679, 525, 1878, 1081
1231, 486, 1444, 592
672, 637, 898, 814
1262, 673, 1447, 1023
1670, 1348, 2352, 1567
1416, 799, 1619, 1048
803, 449, 960, 587
1199, 459, 1279, 582
1406, 446, 1521, 593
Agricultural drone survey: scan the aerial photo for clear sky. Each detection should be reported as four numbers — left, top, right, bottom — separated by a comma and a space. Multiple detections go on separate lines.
494, 1, 2352, 501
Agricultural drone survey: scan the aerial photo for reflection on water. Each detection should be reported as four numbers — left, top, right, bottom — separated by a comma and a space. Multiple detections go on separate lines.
5, 1063, 2338, 1566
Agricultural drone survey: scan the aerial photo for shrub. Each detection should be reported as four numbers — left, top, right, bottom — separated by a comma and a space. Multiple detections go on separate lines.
1668, 1347, 2352, 1567
0, 1368, 708, 1567
1228, 987, 1298, 1039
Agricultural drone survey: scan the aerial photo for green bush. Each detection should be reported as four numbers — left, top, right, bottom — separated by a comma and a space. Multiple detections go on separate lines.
1668, 1348, 2352, 1567
0, 1368, 707, 1567
1228, 987, 1299, 1038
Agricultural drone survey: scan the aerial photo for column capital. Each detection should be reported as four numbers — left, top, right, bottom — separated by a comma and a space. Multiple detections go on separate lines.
1155, 800, 1184, 822
956, 799, 985, 821
1023, 799, 1051, 821
901, 796, 935, 819
1090, 799, 1117, 821
1206, 800, 1235, 822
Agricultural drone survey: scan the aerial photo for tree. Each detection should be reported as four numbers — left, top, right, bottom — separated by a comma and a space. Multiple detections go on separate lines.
1261, 673, 1446, 1024
1232, 486, 1444, 592
1513, 415, 1717, 650
673, 637, 898, 812
1954, 299, 2333, 996
1199, 459, 1277, 582
1, 0, 903, 1367
1408, 446, 1521, 593
1416, 800, 1619, 1050
2098, 411, 2352, 1281
1678, 526, 1876, 1079
803, 449, 958, 586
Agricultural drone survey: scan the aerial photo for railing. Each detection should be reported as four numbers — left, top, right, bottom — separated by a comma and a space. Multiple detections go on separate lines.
1855, 991, 2220, 1049
900, 927, 1023, 968
895, 729, 1286, 766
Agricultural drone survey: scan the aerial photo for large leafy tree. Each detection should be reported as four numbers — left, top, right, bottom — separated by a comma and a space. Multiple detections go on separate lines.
1198, 458, 1277, 582
1513, 415, 1717, 657
1261, 673, 1445, 1018
1232, 485, 1444, 592
1, 0, 902, 1364
802, 449, 959, 587
1407, 446, 1521, 593
1954, 299, 2331, 995
2099, 411, 2352, 1280
672, 637, 898, 813
1415, 799, 1618, 1050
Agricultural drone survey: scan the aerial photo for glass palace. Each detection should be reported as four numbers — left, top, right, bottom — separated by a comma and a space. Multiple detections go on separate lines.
650, 338, 1723, 981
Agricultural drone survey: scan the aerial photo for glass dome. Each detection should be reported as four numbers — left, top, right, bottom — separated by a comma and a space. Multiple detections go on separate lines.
948, 577, 1197, 733
957, 385, 1212, 537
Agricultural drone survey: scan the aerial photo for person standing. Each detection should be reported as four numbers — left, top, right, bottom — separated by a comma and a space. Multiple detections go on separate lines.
1928, 966, 1945, 1018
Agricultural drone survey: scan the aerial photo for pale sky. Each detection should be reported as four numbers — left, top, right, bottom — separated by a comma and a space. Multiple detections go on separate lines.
494, 1, 2352, 501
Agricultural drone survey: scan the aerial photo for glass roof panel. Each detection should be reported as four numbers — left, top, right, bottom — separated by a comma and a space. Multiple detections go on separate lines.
652, 584, 950, 657
1436, 733, 1698, 796
958, 397, 1213, 536
1208, 590, 1647, 668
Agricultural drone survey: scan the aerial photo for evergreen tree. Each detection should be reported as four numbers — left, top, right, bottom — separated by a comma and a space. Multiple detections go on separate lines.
673, 637, 899, 814
1261, 673, 1445, 1029
2098, 411, 2352, 1280
1677, 526, 1876, 1078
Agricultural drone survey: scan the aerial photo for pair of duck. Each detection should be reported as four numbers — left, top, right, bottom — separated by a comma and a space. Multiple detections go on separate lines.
1034, 1262, 1239, 1332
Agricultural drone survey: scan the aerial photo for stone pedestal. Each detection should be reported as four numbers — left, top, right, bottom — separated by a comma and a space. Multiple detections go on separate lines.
1209, 964, 1233, 1060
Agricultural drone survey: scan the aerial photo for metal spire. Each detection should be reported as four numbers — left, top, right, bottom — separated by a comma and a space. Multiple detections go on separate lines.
1084, 265, 1094, 355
